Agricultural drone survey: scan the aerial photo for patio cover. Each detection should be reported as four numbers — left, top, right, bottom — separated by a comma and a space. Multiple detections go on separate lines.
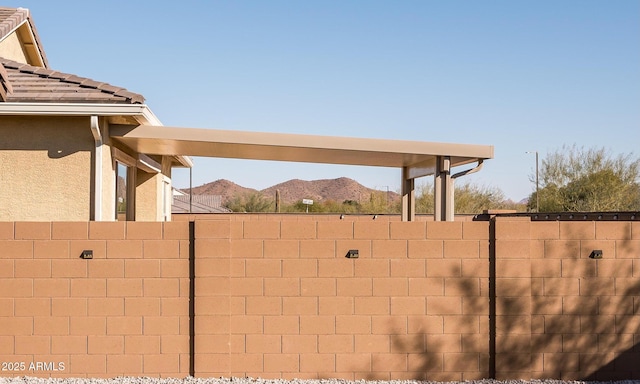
110, 125, 494, 221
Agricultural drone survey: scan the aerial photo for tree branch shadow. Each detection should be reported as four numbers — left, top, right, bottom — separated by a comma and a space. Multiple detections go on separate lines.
495, 235, 640, 380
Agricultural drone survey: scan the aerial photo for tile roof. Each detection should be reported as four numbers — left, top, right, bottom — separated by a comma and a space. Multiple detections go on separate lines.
0, 59, 10, 100
0, 7, 48, 68
0, 57, 145, 104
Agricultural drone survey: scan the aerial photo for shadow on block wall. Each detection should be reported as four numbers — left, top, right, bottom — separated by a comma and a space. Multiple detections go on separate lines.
491, 233, 640, 380
395, 229, 640, 381
583, 344, 640, 381
541, 279, 639, 380
356, 324, 445, 380
376, 267, 488, 381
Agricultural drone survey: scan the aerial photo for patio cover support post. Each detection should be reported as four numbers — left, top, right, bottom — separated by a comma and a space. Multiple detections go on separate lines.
401, 166, 415, 222
434, 156, 453, 221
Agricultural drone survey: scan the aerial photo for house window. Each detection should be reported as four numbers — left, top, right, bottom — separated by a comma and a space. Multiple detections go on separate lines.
113, 147, 137, 221
115, 161, 129, 221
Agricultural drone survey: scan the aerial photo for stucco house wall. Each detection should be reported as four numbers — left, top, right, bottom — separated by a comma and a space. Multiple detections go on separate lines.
0, 114, 175, 222
0, 31, 28, 64
0, 115, 93, 221
135, 166, 168, 222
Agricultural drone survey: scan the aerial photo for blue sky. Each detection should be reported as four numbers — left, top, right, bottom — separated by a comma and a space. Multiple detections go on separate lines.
8, 0, 640, 200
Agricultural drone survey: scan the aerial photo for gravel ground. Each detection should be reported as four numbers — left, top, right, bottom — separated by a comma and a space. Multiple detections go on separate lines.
2, 378, 640, 384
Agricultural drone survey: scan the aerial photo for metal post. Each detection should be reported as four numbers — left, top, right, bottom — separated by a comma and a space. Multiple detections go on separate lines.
526, 151, 539, 212
189, 166, 192, 214
535, 151, 539, 212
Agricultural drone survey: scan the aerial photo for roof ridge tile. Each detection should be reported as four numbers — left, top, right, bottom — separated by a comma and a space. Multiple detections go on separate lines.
97, 83, 125, 94
0, 8, 29, 39
63, 75, 84, 84
80, 79, 104, 88
31, 67, 56, 76
46, 72, 67, 81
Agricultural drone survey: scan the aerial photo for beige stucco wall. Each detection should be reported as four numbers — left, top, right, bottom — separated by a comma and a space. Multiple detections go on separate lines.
0, 116, 92, 220
0, 31, 29, 64
134, 156, 174, 221
135, 169, 162, 221
0, 116, 177, 222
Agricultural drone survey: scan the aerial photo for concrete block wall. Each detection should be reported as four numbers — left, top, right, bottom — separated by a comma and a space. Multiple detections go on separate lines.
1, 216, 639, 380
0, 221, 191, 378
194, 218, 490, 380
494, 218, 640, 380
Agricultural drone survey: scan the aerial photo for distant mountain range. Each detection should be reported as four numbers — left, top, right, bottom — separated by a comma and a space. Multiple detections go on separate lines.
186, 177, 399, 205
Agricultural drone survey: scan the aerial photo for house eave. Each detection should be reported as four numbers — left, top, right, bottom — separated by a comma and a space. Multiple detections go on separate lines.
0, 102, 193, 168
0, 102, 162, 125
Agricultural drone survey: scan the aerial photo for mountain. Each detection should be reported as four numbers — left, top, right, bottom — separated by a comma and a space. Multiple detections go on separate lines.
186, 177, 399, 206
187, 179, 257, 203
263, 177, 393, 204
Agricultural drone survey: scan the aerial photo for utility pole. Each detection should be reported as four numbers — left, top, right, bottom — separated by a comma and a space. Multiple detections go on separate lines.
526, 151, 539, 212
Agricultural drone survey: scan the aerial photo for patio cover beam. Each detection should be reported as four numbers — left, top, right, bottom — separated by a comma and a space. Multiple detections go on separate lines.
110, 125, 494, 221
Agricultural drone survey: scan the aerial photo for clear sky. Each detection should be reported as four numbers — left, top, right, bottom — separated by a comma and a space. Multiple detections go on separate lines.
7, 0, 640, 201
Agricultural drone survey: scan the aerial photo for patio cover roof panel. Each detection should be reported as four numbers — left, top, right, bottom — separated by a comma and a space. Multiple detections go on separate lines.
110, 125, 494, 170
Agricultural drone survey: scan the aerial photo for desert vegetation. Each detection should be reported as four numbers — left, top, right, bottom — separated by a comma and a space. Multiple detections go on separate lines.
224, 183, 524, 214
527, 145, 640, 212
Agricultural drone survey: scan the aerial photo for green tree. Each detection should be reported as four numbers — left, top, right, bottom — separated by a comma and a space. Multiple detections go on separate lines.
531, 145, 640, 212
226, 191, 273, 212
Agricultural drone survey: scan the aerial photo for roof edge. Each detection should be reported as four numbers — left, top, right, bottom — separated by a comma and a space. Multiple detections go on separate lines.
23, 10, 50, 68
0, 102, 162, 125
